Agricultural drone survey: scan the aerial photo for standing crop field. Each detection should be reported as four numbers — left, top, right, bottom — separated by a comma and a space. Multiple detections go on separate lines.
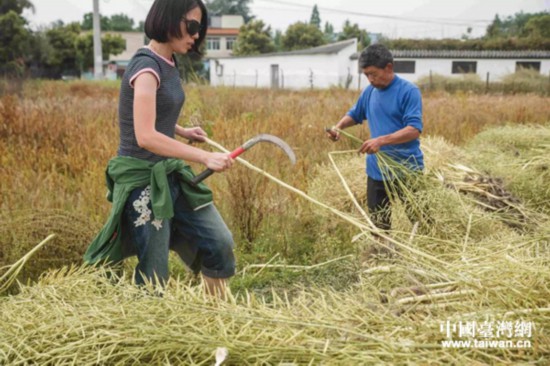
1, 81, 549, 364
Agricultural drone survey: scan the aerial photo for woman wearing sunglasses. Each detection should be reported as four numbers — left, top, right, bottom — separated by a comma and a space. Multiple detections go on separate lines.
84, 0, 236, 297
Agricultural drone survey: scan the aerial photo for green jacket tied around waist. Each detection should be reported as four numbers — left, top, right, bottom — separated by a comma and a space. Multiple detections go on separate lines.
83, 156, 213, 265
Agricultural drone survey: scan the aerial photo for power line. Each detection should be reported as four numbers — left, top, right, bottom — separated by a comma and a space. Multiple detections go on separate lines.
255, 0, 493, 26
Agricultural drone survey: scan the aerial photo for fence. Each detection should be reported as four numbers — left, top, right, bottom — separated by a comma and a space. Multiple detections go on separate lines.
417, 70, 550, 96
212, 68, 550, 95
213, 69, 358, 90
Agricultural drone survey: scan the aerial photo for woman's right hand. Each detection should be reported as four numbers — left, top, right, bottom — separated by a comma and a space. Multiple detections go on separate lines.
204, 152, 234, 172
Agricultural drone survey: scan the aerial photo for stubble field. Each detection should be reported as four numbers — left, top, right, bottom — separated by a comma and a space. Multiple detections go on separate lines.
1, 81, 549, 364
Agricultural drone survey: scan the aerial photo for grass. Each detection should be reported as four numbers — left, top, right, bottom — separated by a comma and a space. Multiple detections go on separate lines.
417, 69, 550, 96
1, 81, 549, 364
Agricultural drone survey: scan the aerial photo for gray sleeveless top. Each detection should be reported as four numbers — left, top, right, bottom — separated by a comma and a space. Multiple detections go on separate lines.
117, 47, 185, 162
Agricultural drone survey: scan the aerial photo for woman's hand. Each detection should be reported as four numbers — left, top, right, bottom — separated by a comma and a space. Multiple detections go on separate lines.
204, 152, 234, 172
182, 127, 208, 143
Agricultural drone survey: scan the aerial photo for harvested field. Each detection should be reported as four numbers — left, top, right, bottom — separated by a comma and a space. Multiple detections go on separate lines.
1, 82, 549, 364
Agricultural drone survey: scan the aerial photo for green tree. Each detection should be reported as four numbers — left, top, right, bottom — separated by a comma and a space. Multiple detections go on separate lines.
323, 21, 335, 42
135, 20, 145, 32
206, 0, 253, 23
0, 0, 34, 75
74, 33, 93, 72
81, 12, 136, 32
485, 11, 549, 38
50, 20, 64, 28
45, 22, 81, 76
273, 29, 283, 52
281, 22, 325, 51
339, 20, 370, 50
75, 32, 125, 73
377, 11, 550, 52
101, 33, 126, 58
109, 14, 134, 31
27, 27, 54, 74
524, 14, 550, 39
0, 0, 34, 15
309, 4, 321, 29
232, 20, 275, 55
384, 37, 550, 51
81, 12, 111, 31
486, 14, 503, 38
0, 10, 31, 75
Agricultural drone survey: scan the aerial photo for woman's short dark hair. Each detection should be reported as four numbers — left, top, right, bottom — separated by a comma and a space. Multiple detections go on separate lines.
145, 0, 207, 54
359, 44, 393, 69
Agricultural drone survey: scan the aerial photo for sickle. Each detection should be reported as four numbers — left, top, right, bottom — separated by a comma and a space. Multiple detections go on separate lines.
190, 134, 296, 186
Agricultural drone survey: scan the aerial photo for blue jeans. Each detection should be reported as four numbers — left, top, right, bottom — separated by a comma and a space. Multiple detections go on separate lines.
122, 173, 235, 286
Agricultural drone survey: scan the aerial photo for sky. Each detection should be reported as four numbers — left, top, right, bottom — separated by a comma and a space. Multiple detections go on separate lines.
25, 0, 549, 39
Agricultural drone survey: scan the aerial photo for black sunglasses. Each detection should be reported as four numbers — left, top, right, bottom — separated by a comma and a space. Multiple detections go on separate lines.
181, 19, 202, 36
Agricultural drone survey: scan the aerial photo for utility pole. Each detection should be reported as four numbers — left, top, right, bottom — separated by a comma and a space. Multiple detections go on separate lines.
93, 0, 103, 80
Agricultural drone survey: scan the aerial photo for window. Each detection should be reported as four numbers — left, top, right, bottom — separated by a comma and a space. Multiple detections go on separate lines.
207, 37, 220, 50
393, 60, 415, 74
516, 61, 541, 72
215, 62, 223, 76
226, 37, 237, 50
452, 61, 477, 74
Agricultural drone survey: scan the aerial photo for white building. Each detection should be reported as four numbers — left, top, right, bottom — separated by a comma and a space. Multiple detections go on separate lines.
210, 39, 550, 89
107, 32, 147, 64
206, 15, 243, 58
364, 49, 550, 85
105, 32, 147, 79
102, 15, 244, 79
210, 39, 358, 89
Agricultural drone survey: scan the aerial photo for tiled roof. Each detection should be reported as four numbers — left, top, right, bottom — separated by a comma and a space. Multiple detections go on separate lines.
281, 39, 356, 56
350, 49, 550, 60
207, 28, 240, 36
216, 39, 356, 59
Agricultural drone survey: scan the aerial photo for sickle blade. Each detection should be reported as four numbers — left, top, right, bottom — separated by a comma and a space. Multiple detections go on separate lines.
248, 133, 296, 164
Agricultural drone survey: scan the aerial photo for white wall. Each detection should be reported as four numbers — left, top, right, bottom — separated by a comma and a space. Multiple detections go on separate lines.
392, 58, 550, 83
211, 46, 549, 89
337, 51, 358, 89
210, 42, 358, 89
221, 15, 244, 28
212, 55, 340, 88
106, 32, 146, 62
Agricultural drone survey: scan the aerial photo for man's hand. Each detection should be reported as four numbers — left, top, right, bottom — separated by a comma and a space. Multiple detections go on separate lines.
359, 137, 384, 154
325, 126, 340, 142
358, 126, 419, 154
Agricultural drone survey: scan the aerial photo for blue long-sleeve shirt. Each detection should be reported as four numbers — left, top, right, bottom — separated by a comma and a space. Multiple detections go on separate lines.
347, 75, 424, 181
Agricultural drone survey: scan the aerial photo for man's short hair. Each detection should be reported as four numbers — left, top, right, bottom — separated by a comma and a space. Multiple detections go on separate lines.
359, 44, 393, 69
144, 0, 207, 55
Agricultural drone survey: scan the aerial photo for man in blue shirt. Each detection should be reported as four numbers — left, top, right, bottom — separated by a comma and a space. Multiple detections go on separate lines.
327, 44, 424, 250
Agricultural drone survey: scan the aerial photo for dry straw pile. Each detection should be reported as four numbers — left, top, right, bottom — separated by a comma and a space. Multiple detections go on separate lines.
1, 82, 550, 364
2, 122, 550, 364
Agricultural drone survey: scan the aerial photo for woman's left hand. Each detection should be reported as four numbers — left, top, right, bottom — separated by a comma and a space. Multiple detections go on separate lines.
184, 127, 208, 143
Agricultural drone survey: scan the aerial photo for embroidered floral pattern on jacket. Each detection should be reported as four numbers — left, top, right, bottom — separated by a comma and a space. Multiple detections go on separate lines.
132, 185, 163, 230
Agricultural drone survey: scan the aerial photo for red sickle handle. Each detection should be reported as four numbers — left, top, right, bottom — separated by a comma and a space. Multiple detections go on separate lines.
190, 146, 247, 186
229, 146, 246, 159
